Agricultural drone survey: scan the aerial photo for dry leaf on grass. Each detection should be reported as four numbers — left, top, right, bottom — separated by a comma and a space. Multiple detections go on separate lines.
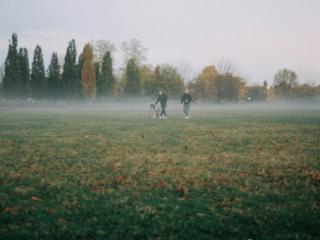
31, 196, 43, 201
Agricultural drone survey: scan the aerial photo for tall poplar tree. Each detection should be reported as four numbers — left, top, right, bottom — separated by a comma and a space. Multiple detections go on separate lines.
81, 43, 96, 99
94, 61, 101, 97
47, 52, 61, 99
30, 45, 46, 99
97, 51, 114, 97
123, 59, 140, 96
62, 39, 79, 98
18, 48, 30, 98
3, 33, 21, 98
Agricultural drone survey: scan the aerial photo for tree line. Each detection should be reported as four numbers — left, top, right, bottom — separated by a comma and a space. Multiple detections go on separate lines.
0, 33, 319, 102
189, 65, 320, 102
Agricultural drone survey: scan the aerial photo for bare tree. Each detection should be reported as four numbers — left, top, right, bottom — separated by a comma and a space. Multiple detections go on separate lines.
121, 38, 147, 65
91, 39, 116, 64
273, 68, 298, 98
216, 58, 239, 75
274, 68, 298, 87
176, 61, 195, 83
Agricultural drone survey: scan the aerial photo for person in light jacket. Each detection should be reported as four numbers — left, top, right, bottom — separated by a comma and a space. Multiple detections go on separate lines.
180, 89, 192, 119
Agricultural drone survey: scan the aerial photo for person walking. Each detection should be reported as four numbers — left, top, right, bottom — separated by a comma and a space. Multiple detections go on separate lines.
155, 91, 168, 118
181, 89, 192, 119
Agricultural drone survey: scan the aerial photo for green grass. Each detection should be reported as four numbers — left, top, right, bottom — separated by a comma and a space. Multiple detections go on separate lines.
0, 106, 320, 239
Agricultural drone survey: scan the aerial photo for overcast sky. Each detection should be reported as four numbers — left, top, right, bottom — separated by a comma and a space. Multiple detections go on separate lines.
0, 0, 319, 84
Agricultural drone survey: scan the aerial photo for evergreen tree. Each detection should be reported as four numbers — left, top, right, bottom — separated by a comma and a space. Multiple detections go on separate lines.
78, 53, 83, 82
30, 45, 46, 99
0, 65, 4, 97
123, 59, 141, 96
62, 39, 79, 98
81, 43, 96, 99
3, 33, 21, 98
47, 52, 61, 99
94, 61, 101, 96
18, 48, 30, 98
97, 51, 114, 97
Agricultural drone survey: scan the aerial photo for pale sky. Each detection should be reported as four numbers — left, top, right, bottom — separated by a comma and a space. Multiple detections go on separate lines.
0, 0, 319, 84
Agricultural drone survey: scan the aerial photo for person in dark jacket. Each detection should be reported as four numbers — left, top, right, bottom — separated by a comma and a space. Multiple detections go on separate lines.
181, 89, 192, 119
155, 91, 168, 118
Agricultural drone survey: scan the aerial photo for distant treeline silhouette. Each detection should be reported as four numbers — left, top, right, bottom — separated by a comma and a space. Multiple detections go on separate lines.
0, 33, 319, 102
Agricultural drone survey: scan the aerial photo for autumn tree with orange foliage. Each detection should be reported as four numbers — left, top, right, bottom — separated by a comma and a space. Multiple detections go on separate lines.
191, 64, 245, 102
81, 43, 96, 99
194, 65, 218, 100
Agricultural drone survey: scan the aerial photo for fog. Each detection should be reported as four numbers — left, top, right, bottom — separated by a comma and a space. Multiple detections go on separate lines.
1, 98, 319, 116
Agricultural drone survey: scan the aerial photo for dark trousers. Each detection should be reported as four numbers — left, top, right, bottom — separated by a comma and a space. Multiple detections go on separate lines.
160, 104, 167, 116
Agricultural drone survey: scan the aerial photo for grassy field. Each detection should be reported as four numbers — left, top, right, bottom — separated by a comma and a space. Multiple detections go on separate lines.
0, 104, 320, 239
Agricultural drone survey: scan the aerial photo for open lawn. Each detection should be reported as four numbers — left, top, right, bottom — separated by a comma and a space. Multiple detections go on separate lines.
0, 103, 320, 239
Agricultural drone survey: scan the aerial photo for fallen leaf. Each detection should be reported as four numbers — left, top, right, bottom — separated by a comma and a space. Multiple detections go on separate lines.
31, 196, 43, 201
309, 171, 320, 182
176, 186, 188, 197
216, 174, 229, 184
3, 207, 19, 215
115, 175, 125, 183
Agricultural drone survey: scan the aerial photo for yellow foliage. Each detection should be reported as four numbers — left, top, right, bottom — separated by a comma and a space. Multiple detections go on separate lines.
81, 43, 96, 100
198, 65, 218, 99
